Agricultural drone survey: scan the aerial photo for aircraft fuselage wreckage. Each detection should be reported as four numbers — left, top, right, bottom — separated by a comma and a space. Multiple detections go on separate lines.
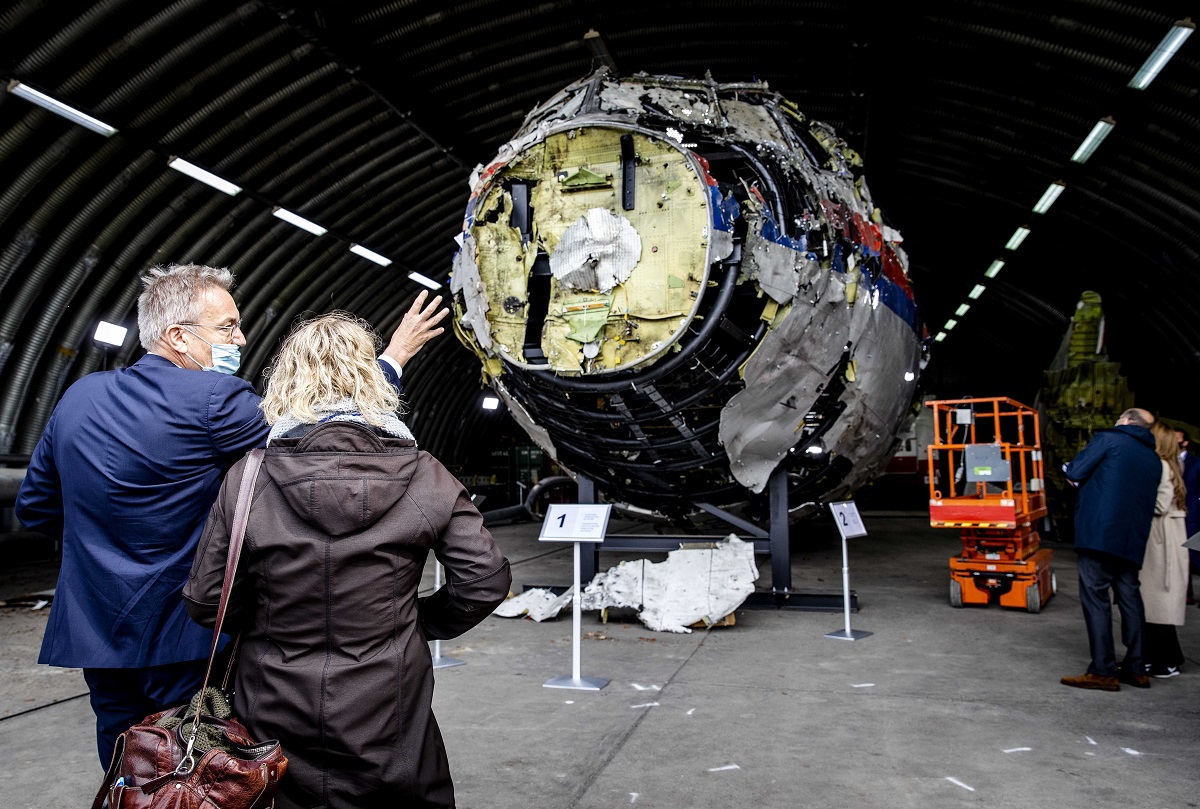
452, 70, 924, 525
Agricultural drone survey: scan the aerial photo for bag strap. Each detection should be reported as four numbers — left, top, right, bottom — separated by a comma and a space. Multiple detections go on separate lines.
180, 448, 266, 773
89, 731, 127, 809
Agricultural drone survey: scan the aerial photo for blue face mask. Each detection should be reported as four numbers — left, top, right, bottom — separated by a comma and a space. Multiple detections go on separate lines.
182, 328, 241, 375
206, 342, 242, 375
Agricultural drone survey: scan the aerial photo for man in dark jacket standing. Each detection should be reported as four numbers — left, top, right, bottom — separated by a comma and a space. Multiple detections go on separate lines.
15, 263, 447, 768
1061, 408, 1162, 691
1177, 430, 1200, 602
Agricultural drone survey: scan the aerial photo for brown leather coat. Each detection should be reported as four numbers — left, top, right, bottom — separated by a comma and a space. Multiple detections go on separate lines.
184, 422, 510, 809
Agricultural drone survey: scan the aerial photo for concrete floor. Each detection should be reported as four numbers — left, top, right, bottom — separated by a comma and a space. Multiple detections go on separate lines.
2, 513, 1198, 809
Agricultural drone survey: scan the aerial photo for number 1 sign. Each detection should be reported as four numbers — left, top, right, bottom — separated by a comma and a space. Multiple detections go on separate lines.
539, 503, 612, 691
539, 504, 612, 542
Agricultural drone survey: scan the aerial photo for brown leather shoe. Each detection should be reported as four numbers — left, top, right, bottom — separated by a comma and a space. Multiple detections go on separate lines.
1117, 669, 1151, 688
1061, 673, 1119, 691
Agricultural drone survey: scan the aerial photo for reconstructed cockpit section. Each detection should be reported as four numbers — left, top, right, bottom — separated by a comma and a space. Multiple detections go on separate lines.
452, 70, 924, 519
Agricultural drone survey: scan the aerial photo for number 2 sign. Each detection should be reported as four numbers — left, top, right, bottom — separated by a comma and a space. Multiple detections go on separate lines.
828, 501, 868, 539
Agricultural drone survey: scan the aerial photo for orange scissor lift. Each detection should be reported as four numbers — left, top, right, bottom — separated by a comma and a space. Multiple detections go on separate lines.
926, 398, 1055, 613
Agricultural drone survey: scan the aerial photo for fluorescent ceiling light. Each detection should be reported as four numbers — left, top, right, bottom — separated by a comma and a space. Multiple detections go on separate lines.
1071, 118, 1115, 164
350, 244, 392, 266
408, 271, 442, 290
6, 80, 117, 137
985, 260, 1005, 278
1032, 182, 1066, 214
1005, 226, 1031, 250
944, 319, 958, 331
93, 320, 128, 347
482, 396, 500, 410
167, 157, 241, 196
272, 207, 327, 236
968, 284, 986, 299
1128, 19, 1195, 90
955, 304, 970, 317
934, 332, 947, 343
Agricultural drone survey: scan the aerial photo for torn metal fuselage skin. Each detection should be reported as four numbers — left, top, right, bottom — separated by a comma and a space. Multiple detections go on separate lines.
452, 70, 924, 522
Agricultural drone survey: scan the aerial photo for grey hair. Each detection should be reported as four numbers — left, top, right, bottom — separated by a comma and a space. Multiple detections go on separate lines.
137, 264, 235, 350
1118, 408, 1154, 428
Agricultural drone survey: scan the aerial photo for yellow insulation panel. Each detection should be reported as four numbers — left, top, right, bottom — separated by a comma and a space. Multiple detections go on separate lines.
469, 127, 711, 375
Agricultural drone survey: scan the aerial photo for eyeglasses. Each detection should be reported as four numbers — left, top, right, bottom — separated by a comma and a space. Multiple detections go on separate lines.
178, 321, 243, 340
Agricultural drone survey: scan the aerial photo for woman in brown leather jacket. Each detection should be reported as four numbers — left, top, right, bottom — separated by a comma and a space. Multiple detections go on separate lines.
184, 312, 511, 809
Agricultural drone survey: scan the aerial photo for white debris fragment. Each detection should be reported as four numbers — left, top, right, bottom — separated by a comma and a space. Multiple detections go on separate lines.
1086, 736, 1098, 746
492, 588, 572, 622
629, 793, 639, 804
1122, 748, 1142, 756
1002, 747, 1032, 753
549, 208, 642, 293
944, 777, 975, 792
631, 702, 659, 709
686, 708, 696, 716
631, 684, 661, 691
850, 683, 875, 688
495, 537, 757, 632
707, 764, 740, 772
581, 536, 758, 633
564, 701, 574, 704
450, 234, 493, 351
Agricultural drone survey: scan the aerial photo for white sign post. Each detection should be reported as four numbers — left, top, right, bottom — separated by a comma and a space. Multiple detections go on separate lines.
430, 560, 466, 669
540, 503, 612, 691
825, 501, 872, 641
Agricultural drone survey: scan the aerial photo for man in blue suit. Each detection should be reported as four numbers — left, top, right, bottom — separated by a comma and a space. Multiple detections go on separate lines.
1060, 408, 1162, 692
15, 263, 447, 767
1178, 430, 1200, 602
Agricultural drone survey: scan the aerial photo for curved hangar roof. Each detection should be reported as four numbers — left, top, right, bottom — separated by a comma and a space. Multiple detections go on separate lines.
0, 2, 1196, 461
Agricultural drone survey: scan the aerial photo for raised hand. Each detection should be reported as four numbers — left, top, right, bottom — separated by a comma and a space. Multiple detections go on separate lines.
382, 290, 451, 368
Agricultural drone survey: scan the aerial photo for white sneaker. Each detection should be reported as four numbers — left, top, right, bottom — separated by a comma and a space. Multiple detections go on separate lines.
1150, 665, 1180, 679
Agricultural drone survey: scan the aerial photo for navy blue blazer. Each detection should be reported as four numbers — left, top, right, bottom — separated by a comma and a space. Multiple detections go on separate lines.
16, 352, 402, 669
1064, 424, 1161, 567
1183, 451, 1200, 537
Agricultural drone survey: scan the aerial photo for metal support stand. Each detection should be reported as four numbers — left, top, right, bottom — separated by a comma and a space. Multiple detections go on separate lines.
543, 541, 609, 691
567, 468, 853, 613
769, 465, 790, 592
825, 520, 871, 641
429, 561, 466, 669
578, 476, 598, 585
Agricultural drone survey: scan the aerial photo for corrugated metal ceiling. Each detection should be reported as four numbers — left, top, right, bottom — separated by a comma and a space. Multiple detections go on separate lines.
1, 0, 1196, 461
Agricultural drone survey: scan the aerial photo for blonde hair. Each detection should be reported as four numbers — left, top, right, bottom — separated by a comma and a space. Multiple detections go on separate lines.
260, 312, 400, 426
138, 264, 234, 350
1152, 421, 1187, 511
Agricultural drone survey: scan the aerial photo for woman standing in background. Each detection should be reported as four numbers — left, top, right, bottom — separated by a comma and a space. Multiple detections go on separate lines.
1141, 421, 1189, 678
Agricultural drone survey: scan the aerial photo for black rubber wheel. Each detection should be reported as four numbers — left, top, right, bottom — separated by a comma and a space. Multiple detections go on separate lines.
1026, 583, 1041, 613
950, 579, 964, 608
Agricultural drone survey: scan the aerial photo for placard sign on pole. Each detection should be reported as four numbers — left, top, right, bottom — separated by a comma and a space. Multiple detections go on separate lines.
825, 501, 872, 641
430, 560, 466, 669
540, 503, 611, 691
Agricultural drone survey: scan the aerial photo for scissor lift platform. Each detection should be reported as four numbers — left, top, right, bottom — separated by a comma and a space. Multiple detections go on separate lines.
926, 397, 1055, 613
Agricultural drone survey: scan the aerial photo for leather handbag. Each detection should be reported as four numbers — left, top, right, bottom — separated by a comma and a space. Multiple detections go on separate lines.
92, 450, 288, 809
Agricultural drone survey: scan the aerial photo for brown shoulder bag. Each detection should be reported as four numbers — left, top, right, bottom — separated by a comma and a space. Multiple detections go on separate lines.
92, 449, 288, 809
